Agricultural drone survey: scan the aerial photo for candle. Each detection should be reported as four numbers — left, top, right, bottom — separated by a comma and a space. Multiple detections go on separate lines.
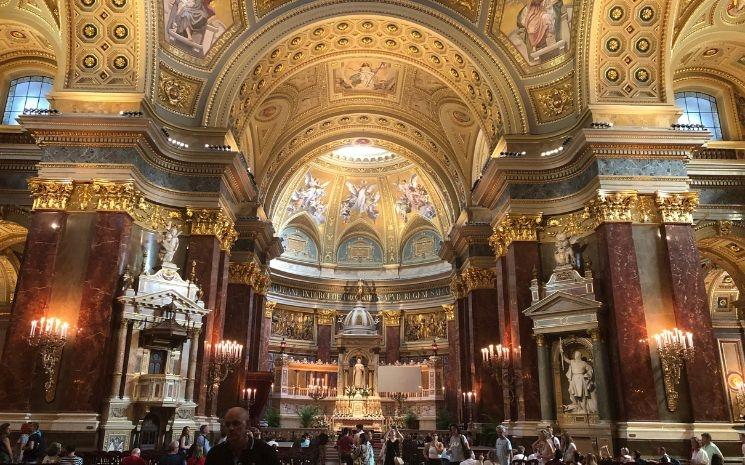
686, 332, 693, 349
30, 320, 37, 337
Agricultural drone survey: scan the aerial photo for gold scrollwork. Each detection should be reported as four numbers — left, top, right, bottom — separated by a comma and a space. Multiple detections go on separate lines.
489, 213, 543, 257
450, 273, 465, 300
461, 267, 496, 293
264, 300, 277, 318
271, 307, 313, 341
654, 192, 699, 224
92, 180, 138, 212
442, 304, 455, 321
252, 265, 271, 295
228, 262, 255, 285
586, 191, 638, 224
381, 310, 402, 327
186, 207, 238, 252
28, 178, 74, 211
316, 309, 336, 325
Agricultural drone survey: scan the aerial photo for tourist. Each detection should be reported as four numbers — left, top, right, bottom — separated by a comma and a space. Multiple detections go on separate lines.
560, 432, 576, 464
514, 446, 527, 461
41, 443, 62, 463
0, 423, 11, 464
160, 441, 185, 465
352, 432, 375, 465
354, 424, 365, 444
403, 433, 419, 465
337, 428, 354, 465
532, 430, 555, 465
598, 446, 611, 462
121, 448, 146, 465
380, 428, 403, 465
494, 425, 512, 465
186, 446, 205, 465
424, 433, 444, 465
300, 433, 310, 448
633, 450, 647, 465
701, 433, 723, 462
585, 453, 598, 465
23, 422, 44, 464
265, 435, 278, 448
194, 425, 211, 455
446, 424, 470, 464
690, 437, 709, 465
547, 426, 561, 451
205, 407, 278, 465
619, 448, 633, 463
313, 431, 329, 465
711, 453, 723, 465
58, 445, 82, 465
179, 426, 192, 455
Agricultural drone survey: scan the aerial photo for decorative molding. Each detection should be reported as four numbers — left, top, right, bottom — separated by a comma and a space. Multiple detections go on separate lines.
381, 310, 402, 326
157, 63, 204, 117
442, 303, 455, 321
529, 72, 575, 124
489, 213, 543, 257
28, 178, 74, 211
252, 265, 271, 295
228, 261, 270, 293
460, 267, 496, 292
586, 191, 638, 224
264, 300, 277, 318
186, 207, 238, 252
654, 192, 699, 224
92, 180, 138, 212
450, 273, 465, 300
316, 309, 336, 325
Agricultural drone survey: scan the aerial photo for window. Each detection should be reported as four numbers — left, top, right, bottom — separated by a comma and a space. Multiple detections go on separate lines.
674, 91, 723, 140
2, 76, 53, 125
148, 349, 166, 374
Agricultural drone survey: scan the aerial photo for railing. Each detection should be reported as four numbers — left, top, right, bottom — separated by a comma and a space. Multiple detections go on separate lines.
693, 148, 741, 160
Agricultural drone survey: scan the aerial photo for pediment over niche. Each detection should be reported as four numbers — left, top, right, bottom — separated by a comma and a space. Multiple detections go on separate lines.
523, 291, 602, 334
122, 289, 208, 315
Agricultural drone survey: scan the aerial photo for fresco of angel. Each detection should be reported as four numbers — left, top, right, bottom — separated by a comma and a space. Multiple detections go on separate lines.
286, 171, 329, 224
340, 180, 380, 223
394, 174, 436, 223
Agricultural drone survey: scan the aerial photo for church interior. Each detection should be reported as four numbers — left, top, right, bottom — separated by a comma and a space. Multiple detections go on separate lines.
0, 0, 744, 462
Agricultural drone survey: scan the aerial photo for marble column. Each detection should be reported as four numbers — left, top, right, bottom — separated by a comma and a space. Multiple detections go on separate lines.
185, 329, 201, 403
443, 302, 461, 422
595, 222, 659, 421
316, 311, 333, 363
65, 211, 133, 411
535, 334, 556, 421
661, 222, 728, 421
383, 311, 401, 363
110, 319, 128, 398
0, 211, 68, 410
589, 328, 612, 420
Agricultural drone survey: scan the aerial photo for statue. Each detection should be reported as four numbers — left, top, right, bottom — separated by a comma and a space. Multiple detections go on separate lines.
554, 232, 575, 267
352, 357, 366, 389
355, 279, 365, 301
158, 221, 181, 265
561, 347, 596, 414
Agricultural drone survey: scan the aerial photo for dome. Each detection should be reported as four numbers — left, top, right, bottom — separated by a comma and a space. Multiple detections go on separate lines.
340, 301, 378, 335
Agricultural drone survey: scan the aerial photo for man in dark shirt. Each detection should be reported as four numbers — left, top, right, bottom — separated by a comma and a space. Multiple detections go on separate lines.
205, 407, 279, 465
23, 423, 43, 463
159, 441, 185, 465
336, 428, 354, 465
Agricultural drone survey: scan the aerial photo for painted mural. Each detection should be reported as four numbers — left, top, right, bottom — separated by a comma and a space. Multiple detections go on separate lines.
336, 235, 384, 267
332, 60, 399, 96
287, 171, 330, 224
394, 174, 436, 223
340, 180, 380, 223
163, 0, 233, 57
498, 0, 574, 65
280, 227, 319, 263
401, 230, 442, 264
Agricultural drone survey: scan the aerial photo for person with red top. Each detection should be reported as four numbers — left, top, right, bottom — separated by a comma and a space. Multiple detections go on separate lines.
336, 428, 354, 465
121, 449, 146, 465
186, 446, 205, 465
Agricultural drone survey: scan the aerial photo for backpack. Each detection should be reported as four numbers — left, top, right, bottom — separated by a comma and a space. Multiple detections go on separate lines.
460, 434, 471, 460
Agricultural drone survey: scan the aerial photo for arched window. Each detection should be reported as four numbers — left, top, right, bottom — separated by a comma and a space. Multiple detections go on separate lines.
674, 91, 723, 140
2, 76, 54, 125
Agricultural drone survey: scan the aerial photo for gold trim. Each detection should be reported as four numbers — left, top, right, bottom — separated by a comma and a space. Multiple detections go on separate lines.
228, 262, 255, 285
442, 303, 455, 321
186, 207, 238, 252
92, 180, 138, 212
450, 273, 465, 300
586, 191, 638, 224
381, 310, 402, 326
489, 213, 543, 257
654, 192, 699, 224
316, 309, 336, 325
28, 178, 74, 211
264, 300, 277, 318
461, 267, 495, 292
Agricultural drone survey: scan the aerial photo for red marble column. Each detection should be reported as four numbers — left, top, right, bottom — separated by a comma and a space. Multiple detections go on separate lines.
444, 310, 460, 420
217, 280, 253, 415
504, 242, 542, 421
185, 235, 223, 414
467, 286, 504, 422
385, 324, 401, 363
0, 211, 68, 410
64, 212, 133, 410
661, 224, 728, 421
317, 324, 332, 363
596, 223, 659, 421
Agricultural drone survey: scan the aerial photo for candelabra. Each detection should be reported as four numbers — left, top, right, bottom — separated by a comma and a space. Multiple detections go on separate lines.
653, 328, 694, 412
206, 340, 243, 404
308, 377, 330, 402
390, 392, 408, 428
461, 391, 476, 428
28, 317, 70, 402
481, 343, 519, 402
242, 388, 257, 410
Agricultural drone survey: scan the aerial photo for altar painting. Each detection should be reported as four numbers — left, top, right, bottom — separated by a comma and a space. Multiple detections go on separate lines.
332, 60, 399, 96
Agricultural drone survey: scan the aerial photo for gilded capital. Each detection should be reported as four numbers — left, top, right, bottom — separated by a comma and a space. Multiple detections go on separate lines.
461, 267, 496, 293
251, 265, 271, 295
586, 191, 638, 224
450, 273, 465, 300
186, 207, 238, 252
264, 300, 277, 318
316, 309, 336, 325
381, 310, 402, 326
588, 328, 602, 342
92, 180, 138, 213
28, 178, 74, 211
654, 192, 699, 224
228, 262, 255, 285
489, 213, 543, 257
535, 333, 546, 347
442, 304, 455, 321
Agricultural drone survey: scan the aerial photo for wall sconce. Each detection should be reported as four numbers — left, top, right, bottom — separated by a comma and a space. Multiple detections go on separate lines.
28, 317, 70, 402
653, 328, 694, 412
206, 340, 243, 403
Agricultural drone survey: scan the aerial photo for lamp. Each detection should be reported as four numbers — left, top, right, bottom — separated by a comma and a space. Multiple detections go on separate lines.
481, 343, 519, 402
462, 391, 476, 427
280, 337, 286, 354
28, 317, 70, 402
653, 328, 694, 412
431, 339, 439, 356
242, 387, 257, 409
206, 340, 243, 404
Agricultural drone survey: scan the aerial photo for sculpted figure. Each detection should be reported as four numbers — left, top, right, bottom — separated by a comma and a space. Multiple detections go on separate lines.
562, 349, 596, 413
554, 232, 575, 267
352, 357, 366, 389
159, 221, 181, 265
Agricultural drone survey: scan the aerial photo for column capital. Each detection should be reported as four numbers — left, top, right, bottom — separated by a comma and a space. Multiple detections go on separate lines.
586, 191, 638, 224
654, 191, 699, 224
588, 328, 602, 342
316, 308, 336, 325
442, 304, 455, 321
461, 267, 496, 293
535, 333, 546, 347
264, 300, 277, 318
228, 261, 270, 293
450, 273, 465, 300
489, 212, 543, 257
28, 178, 74, 211
186, 206, 238, 252
381, 310, 402, 326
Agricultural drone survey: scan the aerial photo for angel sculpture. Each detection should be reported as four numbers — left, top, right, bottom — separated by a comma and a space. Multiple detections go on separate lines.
554, 232, 575, 267
158, 221, 181, 265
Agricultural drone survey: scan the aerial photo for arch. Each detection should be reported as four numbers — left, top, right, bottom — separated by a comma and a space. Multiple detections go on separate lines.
278, 225, 320, 265
703, 266, 740, 319
400, 228, 443, 265
336, 227, 385, 268
695, 221, 745, 292
672, 75, 744, 140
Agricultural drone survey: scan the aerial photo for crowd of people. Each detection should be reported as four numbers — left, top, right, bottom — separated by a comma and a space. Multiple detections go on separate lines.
0, 415, 740, 465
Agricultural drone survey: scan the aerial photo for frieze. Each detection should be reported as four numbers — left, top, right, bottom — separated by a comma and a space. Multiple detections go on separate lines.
271, 308, 314, 341
442, 304, 455, 321
269, 283, 451, 303
404, 311, 447, 341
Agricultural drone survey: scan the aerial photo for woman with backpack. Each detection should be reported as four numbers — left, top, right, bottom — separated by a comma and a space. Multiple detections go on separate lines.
352, 433, 375, 465
446, 425, 470, 464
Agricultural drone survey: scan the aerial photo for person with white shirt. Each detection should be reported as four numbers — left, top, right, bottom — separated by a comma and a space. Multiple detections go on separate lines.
690, 437, 710, 465
514, 446, 527, 461
547, 426, 561, 451
701, 433, 723, 463
619, 448, 634, 463
494, 426, 513, 465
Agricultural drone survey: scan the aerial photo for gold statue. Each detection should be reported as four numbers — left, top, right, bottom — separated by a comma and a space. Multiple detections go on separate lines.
355, 279, 365, 301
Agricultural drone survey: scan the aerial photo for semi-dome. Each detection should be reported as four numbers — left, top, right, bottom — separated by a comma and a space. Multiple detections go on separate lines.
340, 301, 378, 336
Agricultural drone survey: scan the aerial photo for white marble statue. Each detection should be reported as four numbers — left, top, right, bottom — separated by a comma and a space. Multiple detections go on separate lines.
554, 232, 575, 267
158, 221, 181, 265
352, 357, 366, 389
562, 348, 596, 414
